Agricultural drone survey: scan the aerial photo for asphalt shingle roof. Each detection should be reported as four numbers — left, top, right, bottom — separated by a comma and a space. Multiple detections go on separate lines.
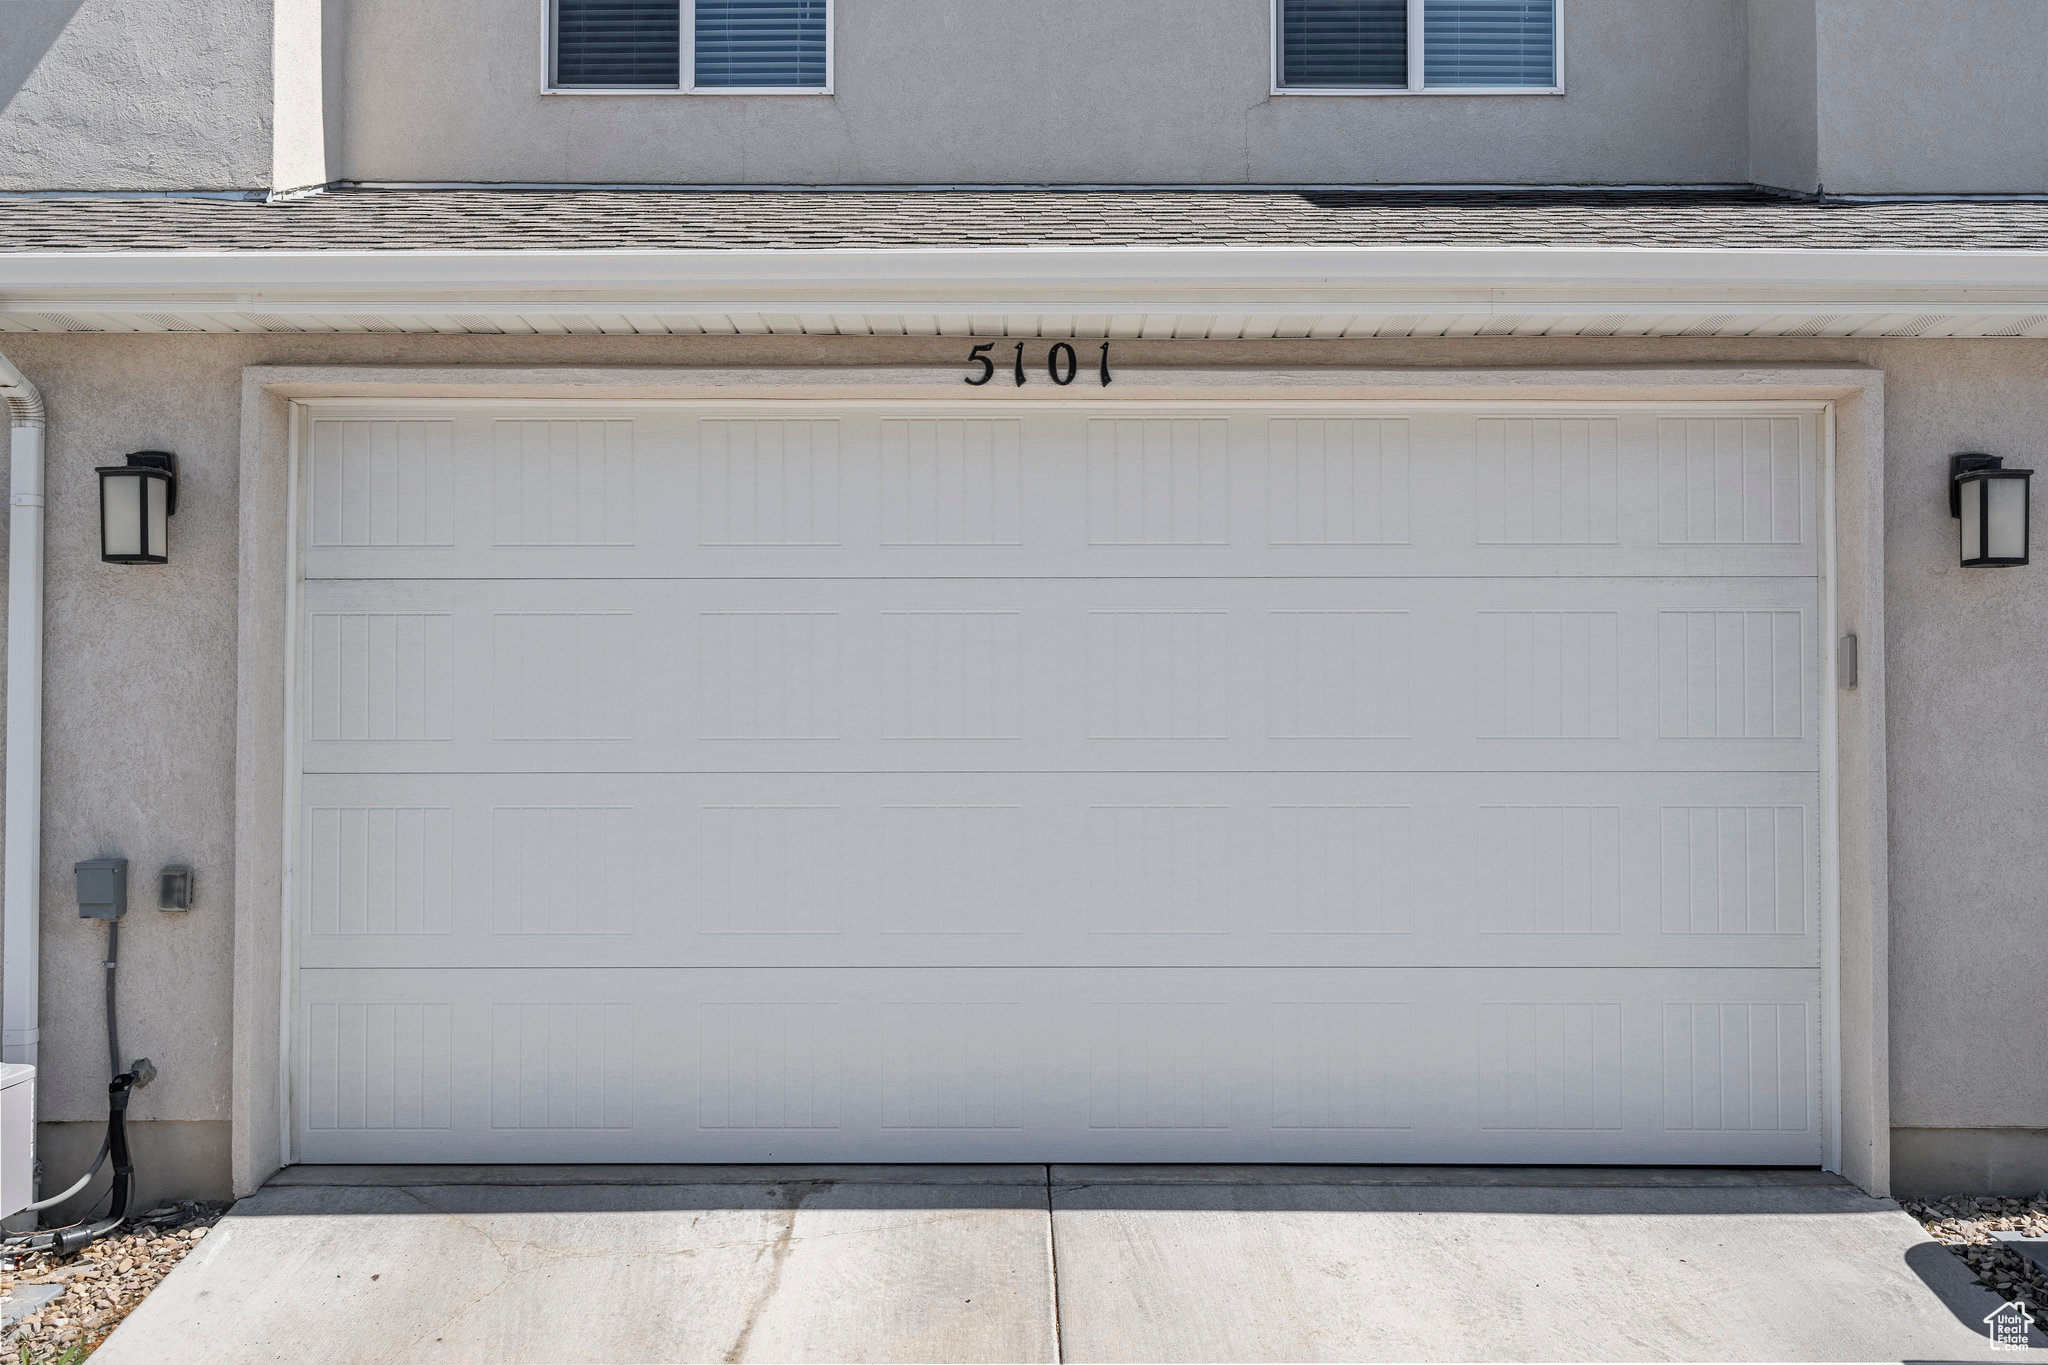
0, 188, 2045, 253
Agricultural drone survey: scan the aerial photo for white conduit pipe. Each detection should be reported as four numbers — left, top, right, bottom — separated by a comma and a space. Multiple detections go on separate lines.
0, 351, 45, 1070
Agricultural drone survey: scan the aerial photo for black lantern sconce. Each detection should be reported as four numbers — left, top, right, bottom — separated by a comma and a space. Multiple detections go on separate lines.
1951, 454, 2032, 568
97, 451, 178, 564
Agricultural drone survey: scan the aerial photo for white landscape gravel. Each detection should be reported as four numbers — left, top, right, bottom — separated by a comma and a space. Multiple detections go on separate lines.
0, 1202, 225, 1363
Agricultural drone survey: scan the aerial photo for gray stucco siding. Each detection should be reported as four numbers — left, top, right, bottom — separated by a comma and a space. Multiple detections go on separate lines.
1874, 343, 2048, 1130
336, 0, 1749, 186
1813, 0, 2048, 195
0, 0, 277, 191
5, 0, 2047, 194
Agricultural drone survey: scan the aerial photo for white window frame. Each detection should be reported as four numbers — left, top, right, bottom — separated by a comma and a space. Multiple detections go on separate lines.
1272, 0, 1563, 96
542, 0, 834, 96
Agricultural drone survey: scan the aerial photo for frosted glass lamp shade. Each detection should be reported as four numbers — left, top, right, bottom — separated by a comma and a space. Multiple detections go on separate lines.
97, 451, 177, 565
1952, 454, 2031, 568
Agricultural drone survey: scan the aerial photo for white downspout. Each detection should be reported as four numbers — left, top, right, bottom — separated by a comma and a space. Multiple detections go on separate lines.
1, 353, 45, 1068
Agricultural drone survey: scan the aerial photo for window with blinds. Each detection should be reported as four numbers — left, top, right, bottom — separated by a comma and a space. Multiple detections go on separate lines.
1424, 0, 1555, 87
1276, 0, 1557, 90
555, 0, 680, 88
695, 0, 828, 88
1280, 0, 1407, 89
551, 0, 830, 90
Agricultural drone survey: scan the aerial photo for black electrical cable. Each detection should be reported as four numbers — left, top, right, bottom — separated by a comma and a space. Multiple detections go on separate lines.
2, 917, 139, 1254
24, 1176, 115, 1240
3, 923, 119, 1230
51, 1079, 136, 1254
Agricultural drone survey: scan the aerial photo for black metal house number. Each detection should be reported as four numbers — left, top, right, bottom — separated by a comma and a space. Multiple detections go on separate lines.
965, 342, 1112, 388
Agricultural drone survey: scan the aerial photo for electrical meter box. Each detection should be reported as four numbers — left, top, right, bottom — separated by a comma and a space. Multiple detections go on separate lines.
1, 1063, 34, 1221
75, 857, 128, 919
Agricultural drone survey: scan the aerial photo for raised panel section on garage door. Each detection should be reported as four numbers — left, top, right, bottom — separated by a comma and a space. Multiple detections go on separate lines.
300, 576, 1815, 775
296, 770, 1817, 973
290, 400, 1827, 1167
295, 967, 1819, 1165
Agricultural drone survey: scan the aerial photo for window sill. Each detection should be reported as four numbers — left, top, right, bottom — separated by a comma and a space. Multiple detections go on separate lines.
1271, 86, 1563, 97
541, 87, 834, 96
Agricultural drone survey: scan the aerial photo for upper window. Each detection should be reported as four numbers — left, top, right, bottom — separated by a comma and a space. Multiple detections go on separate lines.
552, 0, 830, 92
1278, 0, 1558, 93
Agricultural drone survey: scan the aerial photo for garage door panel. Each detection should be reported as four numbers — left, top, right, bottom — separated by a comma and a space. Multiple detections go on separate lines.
297, 772, 1818, 972
293, 399, 1827, 1169
310, 547, 1822, 584
301, 407, 1818, 583
294, 967, 1821, 1165
299, 577, 1820, 775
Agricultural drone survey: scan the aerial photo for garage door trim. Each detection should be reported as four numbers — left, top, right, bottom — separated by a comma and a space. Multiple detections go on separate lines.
247, 378, 1875, 1186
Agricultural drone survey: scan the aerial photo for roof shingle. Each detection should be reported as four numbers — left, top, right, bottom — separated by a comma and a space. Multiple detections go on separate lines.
2, 188, 2046, 252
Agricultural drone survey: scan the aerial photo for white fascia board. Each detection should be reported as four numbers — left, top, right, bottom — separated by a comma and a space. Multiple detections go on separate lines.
4, 244, 2048, 290
4, 247, 2048, 325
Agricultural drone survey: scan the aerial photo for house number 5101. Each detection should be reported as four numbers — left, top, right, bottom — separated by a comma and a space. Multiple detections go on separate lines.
965, 342, 1112, 387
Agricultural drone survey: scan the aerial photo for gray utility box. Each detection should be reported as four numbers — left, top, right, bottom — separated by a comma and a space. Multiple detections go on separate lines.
75, 857, 128, 919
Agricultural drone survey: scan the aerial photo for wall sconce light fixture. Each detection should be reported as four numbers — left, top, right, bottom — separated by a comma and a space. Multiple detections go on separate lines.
1951, 453, 2031, 568
97, 451, 177, 565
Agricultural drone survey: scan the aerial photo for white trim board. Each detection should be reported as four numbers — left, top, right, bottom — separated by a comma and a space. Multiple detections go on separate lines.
6, 245, 2048, 338
230, 363, 1888, 1194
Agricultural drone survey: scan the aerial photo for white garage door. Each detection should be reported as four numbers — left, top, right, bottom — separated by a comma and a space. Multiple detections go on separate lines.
292, 400, 1826, 1166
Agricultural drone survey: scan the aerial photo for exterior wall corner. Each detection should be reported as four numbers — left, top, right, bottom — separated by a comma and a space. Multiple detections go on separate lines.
1824, 377, 1890, 1196
230, 372, 294, 1196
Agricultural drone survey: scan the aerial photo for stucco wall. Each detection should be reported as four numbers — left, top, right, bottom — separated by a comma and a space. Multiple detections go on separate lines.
1873, 343, 2048, 1133
0, 331, 2040, 1197
0, 337, 247, 1138
10, 0, 2048, 193
1745, 0, 1818, 193
0, 0, 276, 191
1813, 0, 2048, 195
334, 0, 1749, 185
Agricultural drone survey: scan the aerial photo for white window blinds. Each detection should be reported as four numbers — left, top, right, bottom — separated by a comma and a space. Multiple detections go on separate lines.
555, 0, 680, 88
1423, 0, 1555, 88
694, 0, 829, 88
1279, 0, 1408, 89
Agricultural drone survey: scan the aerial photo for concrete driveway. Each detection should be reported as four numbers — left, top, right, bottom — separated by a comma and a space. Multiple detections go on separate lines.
95, 1165, 2046, 1363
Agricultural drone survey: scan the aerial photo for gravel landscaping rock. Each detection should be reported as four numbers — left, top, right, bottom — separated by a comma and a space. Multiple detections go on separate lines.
1902, 1192, 2048, 1317
0, 1202, 227, 1362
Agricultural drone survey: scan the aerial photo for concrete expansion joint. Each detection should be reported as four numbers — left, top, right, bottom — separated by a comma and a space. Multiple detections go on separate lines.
722, 1181, 815, 1365
1044, 1163, 1066, 1364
